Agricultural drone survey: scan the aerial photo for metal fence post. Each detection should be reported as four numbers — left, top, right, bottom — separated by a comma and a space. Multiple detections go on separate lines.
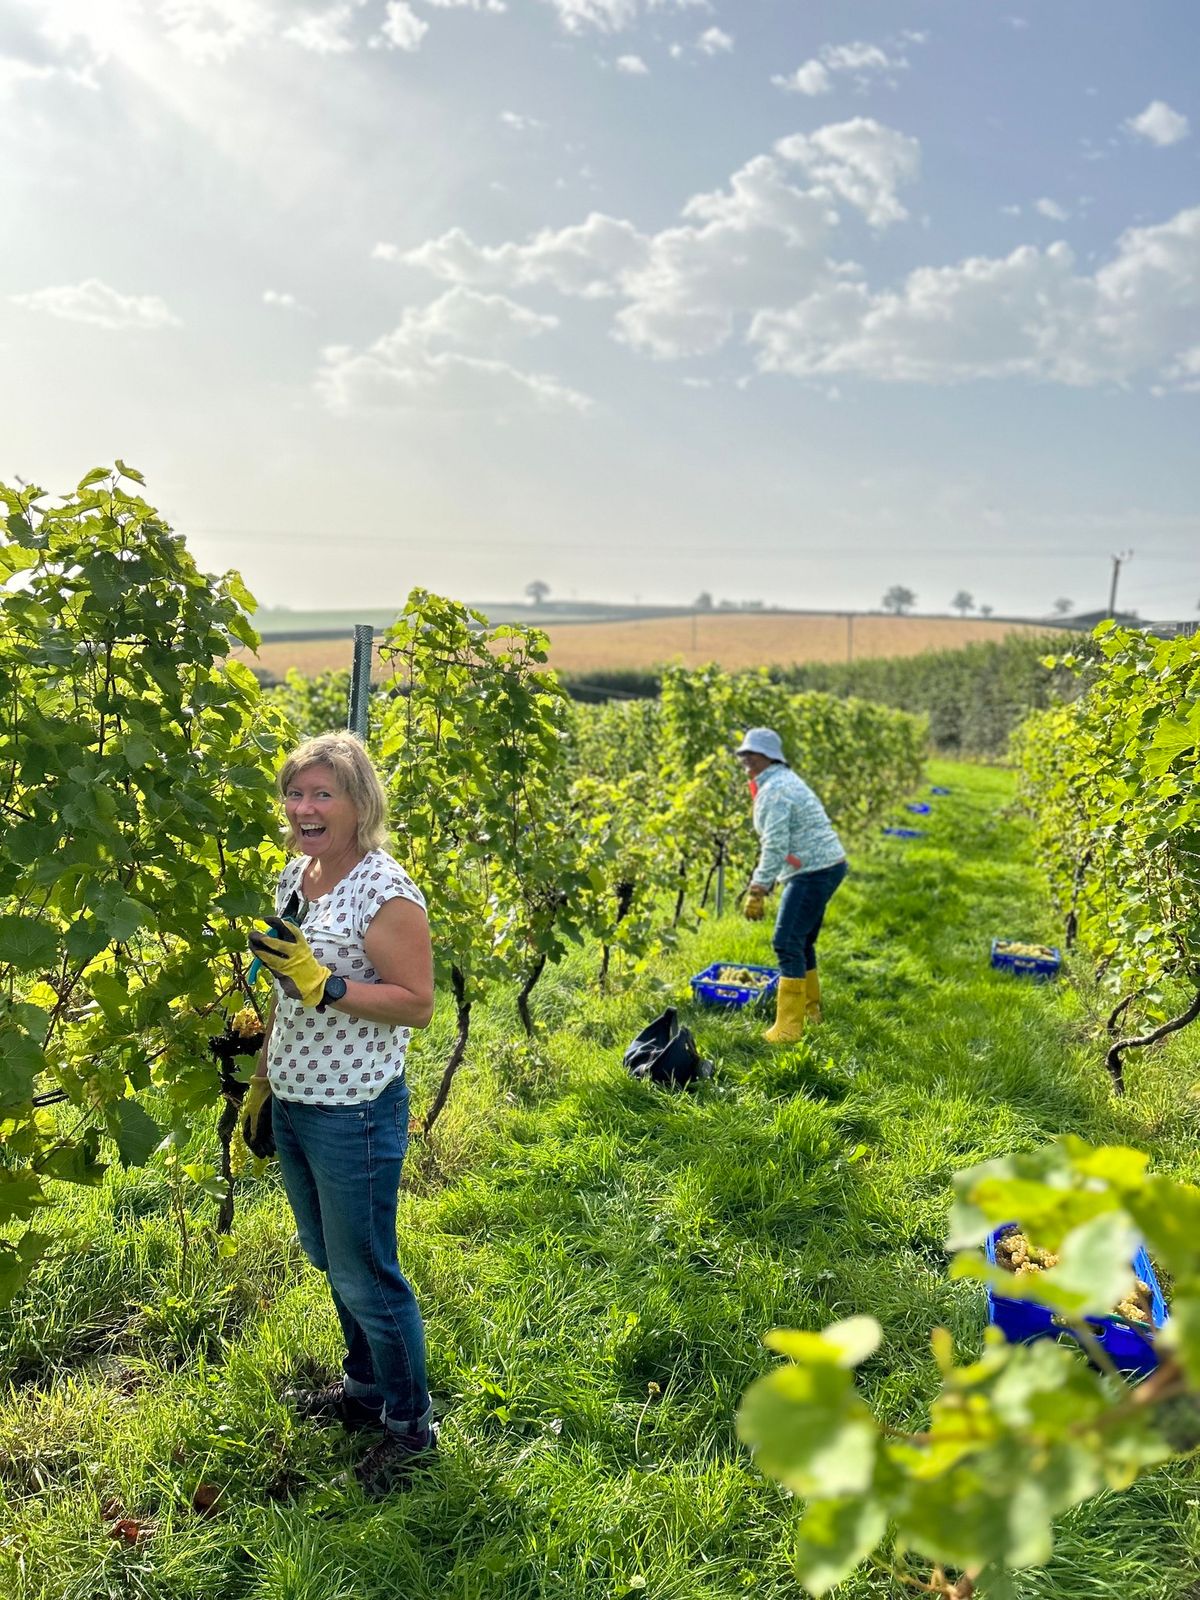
347, 625, 374, 740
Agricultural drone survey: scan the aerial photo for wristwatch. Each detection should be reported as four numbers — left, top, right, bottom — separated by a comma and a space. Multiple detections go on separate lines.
319, 974, 348, 1012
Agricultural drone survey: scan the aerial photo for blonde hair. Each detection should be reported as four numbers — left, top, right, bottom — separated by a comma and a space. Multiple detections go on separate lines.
278, 733, 390, 854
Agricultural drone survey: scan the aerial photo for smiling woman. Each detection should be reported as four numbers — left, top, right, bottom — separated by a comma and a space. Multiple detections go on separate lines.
240, 731, 438, 1497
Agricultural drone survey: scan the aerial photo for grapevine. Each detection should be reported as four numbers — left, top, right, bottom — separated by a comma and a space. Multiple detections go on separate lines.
0, 466, 291, 1296
1014, 625, 1200, 1089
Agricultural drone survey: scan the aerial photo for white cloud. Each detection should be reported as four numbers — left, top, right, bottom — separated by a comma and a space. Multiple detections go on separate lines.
1000, 204, 1022, 217
1034, 197, 1069, 222
822, 42, 889, 73
282, 4, 361, 54
158, 0, 273, 64
749, 205, 1200, 390
1125, 99, 1190, 147
776, 119, 921, 229
263, 289, 313, 313
1162, 345, 1200, 391
375, 0, 428, 50
615, 53, 649, 75
696, 26, 732, 56
540, 0, 705, 33
422, 0, 506, 10
11, 278, 182, 331
401, 117, 1198, 395
500, 110, 547, 132
773, 36, 917, 96
772, 60, 831, 96
315, 287, 589, 413
405, 119, 919, 360
404, 212, 651, 298
401, 285, 559, 346
372, 241, 402, 261
0, 54, 59, 95
615, 158, 839, 357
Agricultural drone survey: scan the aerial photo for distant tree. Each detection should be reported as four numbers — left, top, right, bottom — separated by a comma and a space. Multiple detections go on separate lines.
525, 580, 550, 607
950, 590, 975, 617
693, 590, 713, 611
1053, 597, 1074, 616
980, 604, 994, 618
881, 585, 917, 615
718, 598, 737, 610
741, 599, 764, 611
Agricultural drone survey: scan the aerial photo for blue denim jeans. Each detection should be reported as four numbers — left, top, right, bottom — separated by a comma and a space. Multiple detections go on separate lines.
272, 1075, 432, 1437
773, 860, 848, 979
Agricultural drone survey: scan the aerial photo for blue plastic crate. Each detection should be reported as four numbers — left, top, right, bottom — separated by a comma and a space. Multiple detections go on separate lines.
985, 1226, 1168, 1377
690, 961, 779, 1008
906, 802, 932, 815
882, 826, 925, 839
930, 785, 952, 796
991, 937, 1061, 979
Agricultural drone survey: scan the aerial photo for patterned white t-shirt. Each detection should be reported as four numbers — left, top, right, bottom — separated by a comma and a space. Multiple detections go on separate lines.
266, 850, 427, 1105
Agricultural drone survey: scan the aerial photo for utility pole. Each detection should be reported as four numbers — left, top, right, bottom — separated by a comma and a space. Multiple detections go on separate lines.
1108, 550, 1133, 617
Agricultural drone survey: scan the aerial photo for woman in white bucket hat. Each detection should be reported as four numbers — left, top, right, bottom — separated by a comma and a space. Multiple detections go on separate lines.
734, 728, 847, 1044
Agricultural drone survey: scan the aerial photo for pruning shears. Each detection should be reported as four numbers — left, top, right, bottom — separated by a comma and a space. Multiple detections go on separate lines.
247, 903, 303, 985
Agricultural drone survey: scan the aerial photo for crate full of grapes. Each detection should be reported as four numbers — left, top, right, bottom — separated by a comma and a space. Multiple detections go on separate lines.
690, 962, 780, 1008
985, 1225, 1168, 1378
991, 938, 1061, 979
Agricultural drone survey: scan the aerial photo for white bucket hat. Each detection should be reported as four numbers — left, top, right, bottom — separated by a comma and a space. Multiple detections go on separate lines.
735, 727, 786, 762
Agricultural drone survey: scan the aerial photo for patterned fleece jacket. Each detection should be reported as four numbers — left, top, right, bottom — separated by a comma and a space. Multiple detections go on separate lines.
750, 763, 846, 887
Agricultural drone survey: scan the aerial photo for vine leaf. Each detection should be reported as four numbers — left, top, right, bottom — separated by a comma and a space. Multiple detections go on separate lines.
793, 1495, 889, 1595
115, 1099, 165, 1168
0, 915, 60, 971
737, 1329, 880, 1497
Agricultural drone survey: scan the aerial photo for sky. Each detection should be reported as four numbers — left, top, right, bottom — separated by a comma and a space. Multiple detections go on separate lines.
1, 0, 1198, 621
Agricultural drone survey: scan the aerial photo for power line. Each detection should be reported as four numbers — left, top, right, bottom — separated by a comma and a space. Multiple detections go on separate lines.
184, 525, 1200, 563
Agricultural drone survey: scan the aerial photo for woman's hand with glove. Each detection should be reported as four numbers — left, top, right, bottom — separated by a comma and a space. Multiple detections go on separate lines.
744, 885, 768, 922
248, 916, 332, 1006
240, 1076, 275, 1160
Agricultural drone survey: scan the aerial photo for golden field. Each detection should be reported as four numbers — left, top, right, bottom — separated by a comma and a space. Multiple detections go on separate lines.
234, 612, 1066, 684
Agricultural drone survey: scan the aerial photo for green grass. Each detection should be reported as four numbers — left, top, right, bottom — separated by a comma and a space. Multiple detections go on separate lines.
2, 759, 1198, 1599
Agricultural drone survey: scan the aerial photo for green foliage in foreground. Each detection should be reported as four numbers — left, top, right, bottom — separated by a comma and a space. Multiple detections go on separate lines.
741, 1137, 1200, 1597
1, 762, 1197, 1600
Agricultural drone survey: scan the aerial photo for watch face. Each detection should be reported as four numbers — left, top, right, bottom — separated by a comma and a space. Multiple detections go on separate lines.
324, 975, 348, 1004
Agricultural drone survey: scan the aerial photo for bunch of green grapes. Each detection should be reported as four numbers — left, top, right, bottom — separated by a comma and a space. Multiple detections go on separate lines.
714, 966, 771, 988
230, 1006, 263, 1038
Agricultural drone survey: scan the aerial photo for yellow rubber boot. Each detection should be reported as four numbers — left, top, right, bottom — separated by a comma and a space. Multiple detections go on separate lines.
805, 970, 821, 1022
764, 976, 806, 1045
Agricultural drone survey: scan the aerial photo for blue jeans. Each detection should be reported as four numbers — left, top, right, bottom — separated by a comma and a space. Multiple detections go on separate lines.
272, 1075, 432, 1436
773, 861, 848, 980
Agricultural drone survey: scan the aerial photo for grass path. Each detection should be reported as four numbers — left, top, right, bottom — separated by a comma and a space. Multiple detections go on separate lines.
2, 759, 1198, 1599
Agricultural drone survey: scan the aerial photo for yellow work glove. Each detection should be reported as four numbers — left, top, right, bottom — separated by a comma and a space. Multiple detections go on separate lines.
744, 885, 767, 922
248, 916, 331, 1006
240, 1077, 275, 1160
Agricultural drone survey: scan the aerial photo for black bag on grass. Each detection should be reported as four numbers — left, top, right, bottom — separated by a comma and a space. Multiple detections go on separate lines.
624, 1008, 713, 1091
